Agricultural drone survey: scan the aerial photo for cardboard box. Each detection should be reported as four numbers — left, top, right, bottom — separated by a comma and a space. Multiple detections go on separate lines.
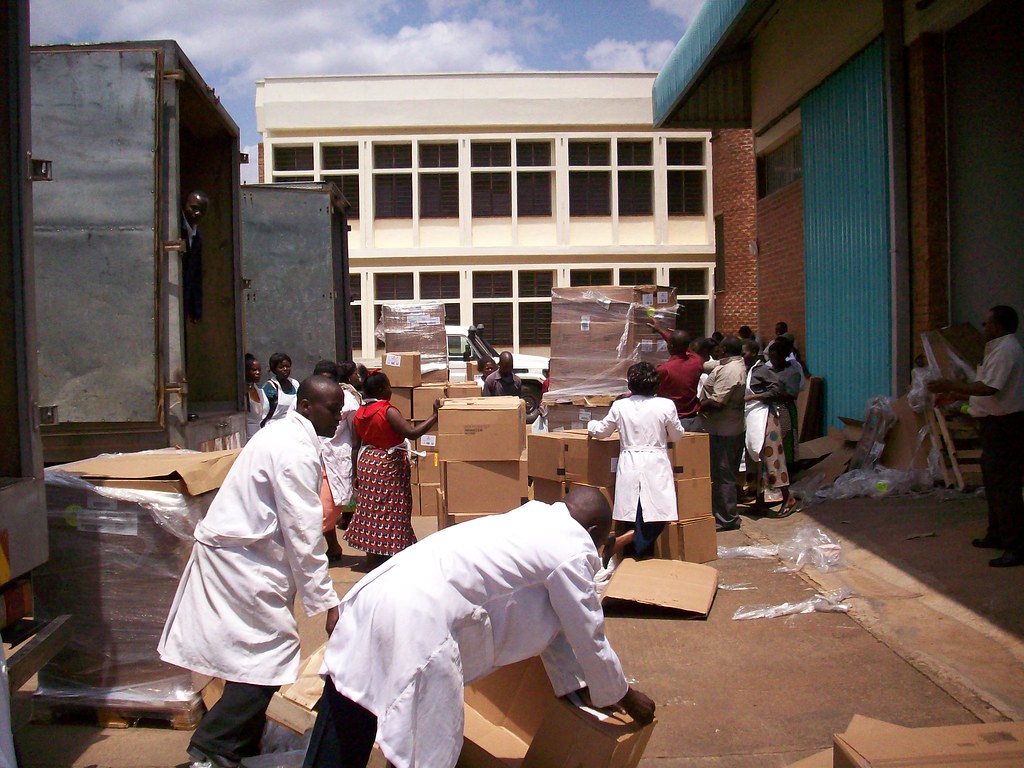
448, 381, 482, 398
601, 558, 718, 616
461, 656, 655, 768
527, 432, 567, 481
545, 402, 613, 432
390, 386, 413, 420
668, 433, 710, 479
446, 512, 497, 527
674, 477, 712, 522
422, 368, 449, 384
413, 383, 448, 420
438, 397, 525, 462
382, 351, 422, 387
653, 517, 717, 564
417, 431, 439, 453
412, 451, 441, 485
567, 482, 614, 510
783, 749, 833, 768
531, 478, 567, 504
832, 715, 1024, 767
419, 483, 441, 518
443, 456, 529, 515
435, 486, 447, 529
563, 431, 619, 486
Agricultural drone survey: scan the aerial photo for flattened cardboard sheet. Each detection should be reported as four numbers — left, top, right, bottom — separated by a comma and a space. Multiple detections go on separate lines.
602, 558, 717, 616
59, 448, 239, 496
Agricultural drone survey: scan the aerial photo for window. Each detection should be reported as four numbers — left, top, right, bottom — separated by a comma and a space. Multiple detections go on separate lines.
473, 271, 513, 298
373, 143, 412, 219
517, 172, 552, 217
518, 270, 553, 298
669, 268, 708, 296
322, 145, 359, 219
714, 215, 726, 292
472, 173, 511, 217
375, 273, 414, 301
569, 140, 611, 217
618, 268, 655, 285
757, 134, 802, 198
618, 142, 654, 217
666, 139, 706, 216
273, 145, 313, 172
473, 303, 514, 346
472, 142, 511, 167
570, 269, 613, 287
420, 272, 460, 324
519, 303, 551, 345
517, 141, 551, 166
419, 142, 458, 219
676, 300, 709, 337
349, 273, 362, 352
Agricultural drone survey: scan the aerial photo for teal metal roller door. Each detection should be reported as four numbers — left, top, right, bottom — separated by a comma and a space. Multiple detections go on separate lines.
802, 38, 891, 429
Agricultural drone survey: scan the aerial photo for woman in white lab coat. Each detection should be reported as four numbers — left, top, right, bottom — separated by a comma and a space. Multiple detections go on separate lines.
244, 353, 269, 440
261, 351, 300, 425
316, 360, 362, 560
588, 361, 685, 560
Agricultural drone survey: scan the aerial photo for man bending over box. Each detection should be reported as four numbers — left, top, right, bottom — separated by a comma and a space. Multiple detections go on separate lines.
303, 486, 656, 768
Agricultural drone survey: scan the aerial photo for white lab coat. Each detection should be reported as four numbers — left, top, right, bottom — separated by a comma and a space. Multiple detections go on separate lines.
321, 501, 628, 768
245, 384, 269, 441
321, 384, 361, 506
158, 410, 339, 686
264, 376, 300, 423
588, 395, 685, 522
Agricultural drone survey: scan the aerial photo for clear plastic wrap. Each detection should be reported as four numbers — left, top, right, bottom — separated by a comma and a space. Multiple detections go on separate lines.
732, 588, 852, 621
907, 365, 940, 413
545, 285, 676, 399
716, 544, 779, 560
375, 302, 448, 374
849, 397, 898, 471
33, 469, 215, 710
818, 467, 931, 501
776, 526, 846, 573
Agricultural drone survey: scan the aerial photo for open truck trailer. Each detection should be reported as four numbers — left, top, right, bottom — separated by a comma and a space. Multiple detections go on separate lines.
30, 40, 246, 463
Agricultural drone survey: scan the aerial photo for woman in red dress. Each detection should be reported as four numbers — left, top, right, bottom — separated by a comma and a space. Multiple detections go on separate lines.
345, 371, 439, 569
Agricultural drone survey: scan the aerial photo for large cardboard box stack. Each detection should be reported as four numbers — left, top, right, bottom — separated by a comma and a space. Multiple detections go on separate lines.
544, 285, 676, 403
437, 397, 527, 527
655, 432, 715, 564
378, 301, 449, 383
527, 430, 619, 511
460, 656, 655, 768
34, 450, 239, 717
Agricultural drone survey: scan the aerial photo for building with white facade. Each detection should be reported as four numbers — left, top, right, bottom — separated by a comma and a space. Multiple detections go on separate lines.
255, 72, 715, 358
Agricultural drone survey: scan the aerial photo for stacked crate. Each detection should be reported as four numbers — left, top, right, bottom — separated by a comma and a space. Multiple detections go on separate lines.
543, 285, 677, 429
435, 397, 528, 528
654, 433, 716, 563
378, 302, 449, 383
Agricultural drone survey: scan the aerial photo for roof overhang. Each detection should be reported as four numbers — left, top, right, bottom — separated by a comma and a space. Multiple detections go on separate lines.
653, 0, 777, 128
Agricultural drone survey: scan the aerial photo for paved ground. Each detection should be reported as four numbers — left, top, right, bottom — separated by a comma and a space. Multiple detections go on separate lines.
9, 493, 1023, 767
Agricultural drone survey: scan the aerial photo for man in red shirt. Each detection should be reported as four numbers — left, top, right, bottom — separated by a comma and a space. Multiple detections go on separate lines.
654, 329, 704, 432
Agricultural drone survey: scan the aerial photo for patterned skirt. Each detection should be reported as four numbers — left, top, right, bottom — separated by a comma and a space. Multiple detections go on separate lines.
344, 447, 416, 556
755, 410, 791, 492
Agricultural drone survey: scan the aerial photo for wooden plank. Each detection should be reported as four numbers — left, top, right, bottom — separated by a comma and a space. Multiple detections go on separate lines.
266, 691, 317, 735
7, 615, 72, 692
932, 408, 965, 490
924, 408, 954, 488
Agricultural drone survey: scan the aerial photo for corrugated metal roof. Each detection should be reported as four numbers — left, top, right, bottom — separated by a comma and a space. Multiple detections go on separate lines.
652, 0, 756, 127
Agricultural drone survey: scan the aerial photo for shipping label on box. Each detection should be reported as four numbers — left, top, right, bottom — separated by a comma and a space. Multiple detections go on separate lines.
674, 477, 712, 522
668, 433, 711, 479
527, 432, 567, 481
417, 432, 438, 452
443, 457, 528, 514
438, 397, 525, 462
412, 383, 447, 420
563, 432, 619, 487
382, 352, 422, 387
389, 387, 414, 420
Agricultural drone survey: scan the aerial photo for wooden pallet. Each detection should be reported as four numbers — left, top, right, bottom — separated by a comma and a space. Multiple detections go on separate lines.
927, 406, 982, 491
31, 693, 204, 731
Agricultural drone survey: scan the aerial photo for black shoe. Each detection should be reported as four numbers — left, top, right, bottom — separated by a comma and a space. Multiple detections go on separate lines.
972, 536, 1002, 549
716, 519, 741, 532
989, 551, 1024, 568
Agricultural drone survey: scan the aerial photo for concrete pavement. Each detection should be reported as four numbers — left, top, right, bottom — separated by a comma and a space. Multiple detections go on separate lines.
10, 494, 1022, 767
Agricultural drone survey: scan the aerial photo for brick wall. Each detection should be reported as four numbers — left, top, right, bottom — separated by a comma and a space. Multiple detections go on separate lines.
756, 180, 805, 353
907, 35, 949, 353
257, 142, 265, 184
711, 129, 758, 336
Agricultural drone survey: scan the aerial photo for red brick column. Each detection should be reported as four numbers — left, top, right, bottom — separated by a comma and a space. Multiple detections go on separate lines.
756, 181, 805, 351
711, 129, 758, 336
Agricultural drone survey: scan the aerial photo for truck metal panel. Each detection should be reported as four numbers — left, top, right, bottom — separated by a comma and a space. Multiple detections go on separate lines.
241, 184, 351, 376
31, 49, 160, 423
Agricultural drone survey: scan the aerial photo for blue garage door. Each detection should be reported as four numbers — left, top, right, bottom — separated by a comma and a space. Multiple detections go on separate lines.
802, 37, 891, 429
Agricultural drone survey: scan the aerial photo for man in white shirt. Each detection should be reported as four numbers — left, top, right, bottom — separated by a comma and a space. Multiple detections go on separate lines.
929, 305, 1024, 567
700, 335, 748, 531
304, 486, 656, 768
160, 377, 344, 767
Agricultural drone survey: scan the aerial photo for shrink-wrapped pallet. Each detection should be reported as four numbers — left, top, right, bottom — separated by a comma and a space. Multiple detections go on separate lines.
376, 302, 448, 379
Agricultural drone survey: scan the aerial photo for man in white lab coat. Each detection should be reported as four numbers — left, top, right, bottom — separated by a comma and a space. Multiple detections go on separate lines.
303, 486, 656, 768
159, 376, 344, 768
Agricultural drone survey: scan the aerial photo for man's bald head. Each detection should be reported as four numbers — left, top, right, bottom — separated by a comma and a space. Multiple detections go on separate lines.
668, 330, 691, 356
296, 375, 344, 437
498, 351, 514, 376
564, 486, 613, 547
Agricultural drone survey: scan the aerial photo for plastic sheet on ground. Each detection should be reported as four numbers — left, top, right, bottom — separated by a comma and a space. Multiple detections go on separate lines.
793, 464, 937, 506
716, 544, 779, 560
732, 588, 852, 621
776, 526, 846, 573
717, 581, 757, 591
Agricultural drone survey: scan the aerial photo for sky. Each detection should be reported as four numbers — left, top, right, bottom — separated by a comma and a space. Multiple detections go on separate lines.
29, 0, 707, 183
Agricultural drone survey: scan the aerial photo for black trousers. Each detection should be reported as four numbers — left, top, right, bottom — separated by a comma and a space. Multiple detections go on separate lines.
190, 681, 277, 764
978, 412, 1024, 554
303, 676, 378, 768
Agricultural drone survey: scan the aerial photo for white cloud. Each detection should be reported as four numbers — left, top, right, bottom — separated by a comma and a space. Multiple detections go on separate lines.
584, 38, 677, 71
648, 0, 707, 26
